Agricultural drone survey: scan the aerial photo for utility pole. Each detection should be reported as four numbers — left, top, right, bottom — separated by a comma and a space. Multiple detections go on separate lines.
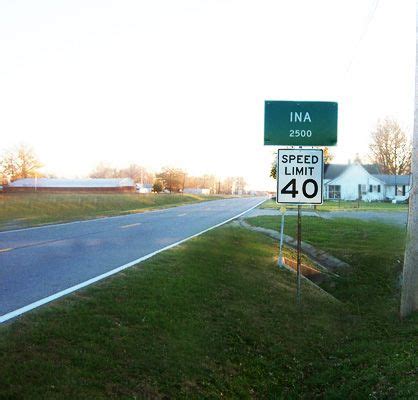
400, 1, 418, 318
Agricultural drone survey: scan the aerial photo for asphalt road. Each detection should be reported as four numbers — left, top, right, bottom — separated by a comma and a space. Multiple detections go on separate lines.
0, 197, 265, 320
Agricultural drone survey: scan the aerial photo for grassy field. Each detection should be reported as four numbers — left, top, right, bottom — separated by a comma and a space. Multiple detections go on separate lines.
0, 192, 225, 231
261, 198, 409, 212
0, 218, 417, 398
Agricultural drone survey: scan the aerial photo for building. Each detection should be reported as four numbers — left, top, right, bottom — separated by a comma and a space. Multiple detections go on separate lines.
183, 188, 211, 195
324, 163, 411, 202
5, 178, 135, 193
135, 183, 153, 193
373, 174, 411, 199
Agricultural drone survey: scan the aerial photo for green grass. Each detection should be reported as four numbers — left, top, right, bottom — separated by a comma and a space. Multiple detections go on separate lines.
0, 192, 225, 230
0, 220, 417, 398
261, 199, 408, 212
246, 216, 418, 397
246, 216, 407, 305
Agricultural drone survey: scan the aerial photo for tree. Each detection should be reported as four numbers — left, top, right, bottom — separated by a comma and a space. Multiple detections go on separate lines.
369, 118, 412, 174
270, 157, 277, 180
90, 163, 154, 183
218, 176, 246, 194
184, 175, 200, 189
156, 167, 186, 193
221, 177, 233, 194
234, 176, 246, 194
270, 147, 334, 180
89, 162, 119, 179
152, 180, 163, 193
1, 144, 42, 182
119, 164, 154, 184
323, 146, 334, 164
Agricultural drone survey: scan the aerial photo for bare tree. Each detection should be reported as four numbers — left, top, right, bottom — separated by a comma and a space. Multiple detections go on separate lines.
235, 176, 246, 193
156, 167, 186, 193
1, 144, 42, 182
221, 177, 235, 194
185, 174, 217, 192
369, 118, 412, 174
90, 163, 154, 183
119, 164, 154, 184
89, 162, 119, 178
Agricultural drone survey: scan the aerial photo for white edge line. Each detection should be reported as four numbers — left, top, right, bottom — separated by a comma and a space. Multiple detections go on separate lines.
0, 198, 267, 324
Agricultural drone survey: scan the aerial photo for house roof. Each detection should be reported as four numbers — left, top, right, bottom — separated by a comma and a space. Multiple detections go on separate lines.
324, 163, 382, 179
362, 164, 383, 174
324, 164, 347, 179
9, 178, 135, 188
324, 164, 410, 185
373, 175, 411, 185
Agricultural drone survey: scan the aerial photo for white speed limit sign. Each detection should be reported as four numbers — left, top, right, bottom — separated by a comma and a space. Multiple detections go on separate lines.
276, 148, 323, 204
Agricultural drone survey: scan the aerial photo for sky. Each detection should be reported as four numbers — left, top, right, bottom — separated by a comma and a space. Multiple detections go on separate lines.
0, 0, 415, 190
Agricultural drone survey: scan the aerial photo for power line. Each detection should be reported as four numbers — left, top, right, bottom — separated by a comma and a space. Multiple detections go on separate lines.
346, 0, 380, 73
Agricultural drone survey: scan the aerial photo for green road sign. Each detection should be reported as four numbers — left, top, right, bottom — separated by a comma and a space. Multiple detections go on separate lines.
264, 100, 338, 146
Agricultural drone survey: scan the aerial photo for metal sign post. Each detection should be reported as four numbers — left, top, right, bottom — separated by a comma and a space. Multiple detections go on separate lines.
297, 205, 302, 304
278, 206, 286, 267
276, 148, 324, 303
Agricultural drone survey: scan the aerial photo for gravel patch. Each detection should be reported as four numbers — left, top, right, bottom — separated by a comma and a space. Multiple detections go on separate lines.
322, 211, 408, 227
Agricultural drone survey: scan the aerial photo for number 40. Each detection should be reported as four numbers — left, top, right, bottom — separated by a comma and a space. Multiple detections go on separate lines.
281, 178, 318, 198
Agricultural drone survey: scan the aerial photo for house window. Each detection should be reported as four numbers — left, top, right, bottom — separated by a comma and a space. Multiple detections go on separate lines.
377, 185, 381, 193
369, 185, 373, 192
396, 185, 403, 196
328, 185, 341, 199
360, 184, 367, 195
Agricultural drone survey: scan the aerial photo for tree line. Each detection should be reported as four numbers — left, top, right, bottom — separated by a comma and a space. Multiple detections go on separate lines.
89, 164, 246, 194
0, 147, 246, 194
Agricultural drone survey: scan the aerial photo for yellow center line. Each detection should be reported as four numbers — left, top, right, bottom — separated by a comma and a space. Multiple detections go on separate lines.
120, 223, 142, 229
0, 248, 13, 253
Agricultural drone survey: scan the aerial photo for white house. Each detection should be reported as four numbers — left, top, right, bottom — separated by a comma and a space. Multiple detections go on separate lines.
373, 174, 411, 200
135, 183, 153, 193
324, 163, 411, 202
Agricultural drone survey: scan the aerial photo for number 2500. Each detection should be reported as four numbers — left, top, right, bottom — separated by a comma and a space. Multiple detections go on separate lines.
289, 130, 312, 138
